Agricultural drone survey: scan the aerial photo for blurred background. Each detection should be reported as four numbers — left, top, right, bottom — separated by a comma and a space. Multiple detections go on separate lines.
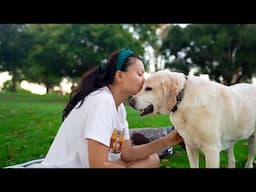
1, 24, 256, 94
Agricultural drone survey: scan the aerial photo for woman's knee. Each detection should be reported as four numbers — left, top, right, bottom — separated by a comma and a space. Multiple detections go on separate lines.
126, 153, 160, 168
148, 153, 160, 168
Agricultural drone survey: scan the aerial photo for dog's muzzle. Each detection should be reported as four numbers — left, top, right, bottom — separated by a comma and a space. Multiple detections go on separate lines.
128, 97, 154, 116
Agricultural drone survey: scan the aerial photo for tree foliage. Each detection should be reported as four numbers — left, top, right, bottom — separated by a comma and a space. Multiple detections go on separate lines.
0, 24, 32, 91
161, 24, 256, 85
0, 24, 145, 92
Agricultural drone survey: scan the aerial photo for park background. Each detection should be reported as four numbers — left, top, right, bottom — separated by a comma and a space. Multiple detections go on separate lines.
1, 24, 256, 168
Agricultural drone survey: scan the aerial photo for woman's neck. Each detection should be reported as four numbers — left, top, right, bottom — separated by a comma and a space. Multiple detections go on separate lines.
107, 84, 126, 108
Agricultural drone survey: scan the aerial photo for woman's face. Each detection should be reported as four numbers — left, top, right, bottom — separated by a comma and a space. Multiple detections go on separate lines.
122, 58, 145, 96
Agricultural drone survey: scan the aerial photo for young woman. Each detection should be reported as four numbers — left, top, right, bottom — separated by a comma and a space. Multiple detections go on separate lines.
37, 48, 183, 168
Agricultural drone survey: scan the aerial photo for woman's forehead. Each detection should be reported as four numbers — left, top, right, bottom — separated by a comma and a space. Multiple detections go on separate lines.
129, 59, 144, 71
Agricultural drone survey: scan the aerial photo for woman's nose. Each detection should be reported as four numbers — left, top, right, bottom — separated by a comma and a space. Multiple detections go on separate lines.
142, 76, 145, 83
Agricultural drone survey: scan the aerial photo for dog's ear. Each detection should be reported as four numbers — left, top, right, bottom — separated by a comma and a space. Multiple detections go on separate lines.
161, 78, 179, 111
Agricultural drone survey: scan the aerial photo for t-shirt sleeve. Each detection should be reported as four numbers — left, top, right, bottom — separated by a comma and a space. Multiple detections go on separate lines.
83, 95, 113, 147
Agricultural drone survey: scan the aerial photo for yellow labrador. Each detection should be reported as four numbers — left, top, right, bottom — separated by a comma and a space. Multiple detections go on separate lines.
129, 70, 256, 168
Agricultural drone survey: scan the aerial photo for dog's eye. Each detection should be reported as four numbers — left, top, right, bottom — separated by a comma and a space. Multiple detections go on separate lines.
145, 87, 152, 91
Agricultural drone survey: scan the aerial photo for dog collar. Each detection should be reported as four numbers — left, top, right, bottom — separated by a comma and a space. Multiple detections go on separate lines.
171, 75, 188, 112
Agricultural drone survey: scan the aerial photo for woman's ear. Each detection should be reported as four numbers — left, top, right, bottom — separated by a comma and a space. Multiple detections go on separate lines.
115, 70, 123, 83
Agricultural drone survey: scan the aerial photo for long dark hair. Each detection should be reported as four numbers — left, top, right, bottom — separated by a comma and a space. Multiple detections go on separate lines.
62, 49, 142, 121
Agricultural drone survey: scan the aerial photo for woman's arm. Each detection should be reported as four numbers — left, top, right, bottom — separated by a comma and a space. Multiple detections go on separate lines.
87, 139, 127, 168
121, 129, 183, 162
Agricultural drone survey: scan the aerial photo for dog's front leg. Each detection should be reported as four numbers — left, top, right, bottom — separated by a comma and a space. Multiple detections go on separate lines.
204, 146, 220, 168
186, 145, 199, 168
227, 143, 236, 168
245, 134, 256, 168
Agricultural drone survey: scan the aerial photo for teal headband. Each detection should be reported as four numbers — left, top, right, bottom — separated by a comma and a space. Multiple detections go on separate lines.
116, 48, 134, 70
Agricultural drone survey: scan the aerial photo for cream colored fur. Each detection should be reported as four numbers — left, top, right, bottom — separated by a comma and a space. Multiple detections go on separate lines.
130, 70, 256, 168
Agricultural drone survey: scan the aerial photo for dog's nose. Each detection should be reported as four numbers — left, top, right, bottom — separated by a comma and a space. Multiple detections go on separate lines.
128, 96, 135, 108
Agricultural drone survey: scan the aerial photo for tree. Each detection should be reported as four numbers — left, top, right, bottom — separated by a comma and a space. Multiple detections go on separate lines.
26, 24, 144, 93
0, 24, 31, 92
130, 24, 172, 72
161, 24, 256, 85
25, 24, 68, 93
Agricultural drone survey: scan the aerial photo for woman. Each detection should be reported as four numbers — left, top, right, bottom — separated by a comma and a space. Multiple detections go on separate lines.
38, 48, 183, 168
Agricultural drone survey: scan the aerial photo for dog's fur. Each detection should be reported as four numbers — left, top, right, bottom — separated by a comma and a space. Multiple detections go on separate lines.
129, 70, 256, 168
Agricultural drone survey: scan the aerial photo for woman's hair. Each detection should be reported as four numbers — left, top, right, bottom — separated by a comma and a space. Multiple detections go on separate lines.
62, 48, 142, 121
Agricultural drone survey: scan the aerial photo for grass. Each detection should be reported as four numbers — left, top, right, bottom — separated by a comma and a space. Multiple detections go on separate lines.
126, 106, 171, 128
0, 92, 67, 167
0, 91, 254, 168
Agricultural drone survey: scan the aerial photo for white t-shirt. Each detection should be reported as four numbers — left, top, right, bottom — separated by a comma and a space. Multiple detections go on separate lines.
36, 86, 130, 168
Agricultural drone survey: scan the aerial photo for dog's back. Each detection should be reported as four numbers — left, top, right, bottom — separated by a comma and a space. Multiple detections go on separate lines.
220, 84, 256, 146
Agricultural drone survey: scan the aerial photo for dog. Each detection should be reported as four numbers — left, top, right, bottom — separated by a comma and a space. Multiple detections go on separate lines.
129, 70, 256, 168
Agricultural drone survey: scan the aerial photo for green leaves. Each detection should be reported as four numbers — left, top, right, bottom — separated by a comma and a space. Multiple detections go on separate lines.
161, 24, 256, 85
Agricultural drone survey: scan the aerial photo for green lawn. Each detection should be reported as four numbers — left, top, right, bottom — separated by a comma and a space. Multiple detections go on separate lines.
0, 92, 253, 168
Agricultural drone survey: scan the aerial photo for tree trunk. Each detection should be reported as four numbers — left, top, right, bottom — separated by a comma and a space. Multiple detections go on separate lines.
11, 69, 17, 92
231, 66, 242, 85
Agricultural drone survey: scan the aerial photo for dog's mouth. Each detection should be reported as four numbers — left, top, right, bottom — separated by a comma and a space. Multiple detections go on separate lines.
139, 104, 154, 116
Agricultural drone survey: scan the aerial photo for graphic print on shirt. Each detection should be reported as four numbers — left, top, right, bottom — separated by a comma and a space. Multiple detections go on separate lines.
109, 128, 124, 153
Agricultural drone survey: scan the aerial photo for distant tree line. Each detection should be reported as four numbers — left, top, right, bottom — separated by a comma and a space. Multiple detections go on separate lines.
0, 24, 255, 93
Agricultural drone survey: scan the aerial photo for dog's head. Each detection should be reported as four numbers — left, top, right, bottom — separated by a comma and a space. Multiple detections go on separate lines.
129, 70, 184, 116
